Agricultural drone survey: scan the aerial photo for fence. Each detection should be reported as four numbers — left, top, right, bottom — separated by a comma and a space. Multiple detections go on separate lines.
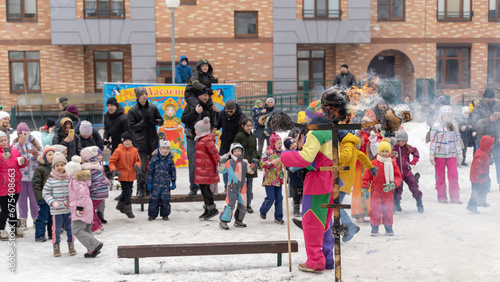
10, 104, 104, 131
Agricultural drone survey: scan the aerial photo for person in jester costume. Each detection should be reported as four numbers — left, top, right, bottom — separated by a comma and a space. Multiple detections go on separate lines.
280, 88, 349, 273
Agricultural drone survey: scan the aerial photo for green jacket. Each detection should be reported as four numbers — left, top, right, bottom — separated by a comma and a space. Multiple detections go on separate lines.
32, 156, 52, 201
233, 131, 259, 178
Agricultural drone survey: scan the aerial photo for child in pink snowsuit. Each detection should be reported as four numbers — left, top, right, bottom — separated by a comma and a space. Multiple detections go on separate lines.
429, 106, 463, 203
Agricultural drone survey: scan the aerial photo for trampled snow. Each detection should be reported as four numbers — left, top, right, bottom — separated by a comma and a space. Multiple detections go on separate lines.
2, 122, 500, 281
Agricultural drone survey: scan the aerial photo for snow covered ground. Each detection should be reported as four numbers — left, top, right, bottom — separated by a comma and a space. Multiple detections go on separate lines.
2, 122, 500, 281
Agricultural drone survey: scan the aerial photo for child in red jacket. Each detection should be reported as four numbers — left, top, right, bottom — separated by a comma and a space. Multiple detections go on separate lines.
362, 141, 402, 236
467, 135, 494, 214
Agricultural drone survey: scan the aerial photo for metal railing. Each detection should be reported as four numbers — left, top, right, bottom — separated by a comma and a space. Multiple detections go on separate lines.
84, 8, 125, 18
303, 9, 342, 18
437, 11, 473, 20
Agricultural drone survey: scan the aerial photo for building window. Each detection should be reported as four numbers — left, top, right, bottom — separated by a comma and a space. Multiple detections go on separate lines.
489, 0, 500, 20
297, 50, 325, 90
488, 46, 500, 85
303, 0, 341, 19
378, 0, 405, 21
9, 51, 41, 93
436, 47, 470, 88
180, 0, 196, 5
84, 0, 125, 18
234, 11, 258, 38
437, 0, 472, 21
6, 0, 37, 21
94, 51, 124, 92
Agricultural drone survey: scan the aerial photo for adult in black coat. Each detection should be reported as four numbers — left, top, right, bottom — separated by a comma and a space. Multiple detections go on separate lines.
103, 97, 130, 154
181, 89, 219, 196
128, 87, 163, 197
254, 98, 275, 157
333, 64, 357, 89
214, 100, 246, 156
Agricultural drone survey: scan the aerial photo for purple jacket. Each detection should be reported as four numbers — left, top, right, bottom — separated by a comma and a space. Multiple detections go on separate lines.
68, 170, 93, 224
392, 144, 419, 176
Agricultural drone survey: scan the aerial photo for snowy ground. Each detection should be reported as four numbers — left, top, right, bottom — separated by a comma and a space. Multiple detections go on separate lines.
3, 122, 500, 281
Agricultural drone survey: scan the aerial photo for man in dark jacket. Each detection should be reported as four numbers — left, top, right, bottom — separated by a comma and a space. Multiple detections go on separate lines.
333, 64, 357, 89
175, 55, 193, 84
104, 97, 131, 154
184, 59, 216, 110
181, 89, 219, 196
128, 87, 163, 198
471, 88, 500, 189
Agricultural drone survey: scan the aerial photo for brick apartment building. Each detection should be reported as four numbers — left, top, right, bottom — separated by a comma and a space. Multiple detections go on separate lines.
0, 0, 499, 109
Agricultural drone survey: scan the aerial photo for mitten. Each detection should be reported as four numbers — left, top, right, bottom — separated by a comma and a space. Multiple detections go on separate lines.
76, 206, 84, 217
429, 154, 435, 166
361, 188, 370, 199
170, 182, 177, 190
251, 158, 260, 164
219, 157, 228, 164
143, 113, 151, 123
410, 158, 419, 166
147, 181, 153, 192
52, 201, 60, 208
134, 164, 140, 172
383, 182, 397, 192
369, 167, 379, 177
479, 173, 488, 179
111, 170, 121, 177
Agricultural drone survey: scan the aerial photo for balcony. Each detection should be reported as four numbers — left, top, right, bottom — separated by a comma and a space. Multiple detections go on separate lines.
84, 8, 125, 19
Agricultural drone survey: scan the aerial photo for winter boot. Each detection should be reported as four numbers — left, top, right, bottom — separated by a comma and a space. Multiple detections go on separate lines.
234, 220, 247, 228
292, 218, 303, 230
20, 218, 27, 231
53, 244, 61, 257
293, 204, 301, 217
137, 184, 146, 198
371, 225, 379, 236
385, 225, 394, 236
394, 199, 402, 212
203, 205, 219, 220
97, 211, 107, 224
342, 223, 360, 242
68, 242, 77, 256
298, 263, 320, 273
188, 189, 198, 197
84, 242, 103, 258
274, 219, 285, 225
199, 205, 209, 219
416, 198, 424, 213
15, 228, 24, 238
219, 221, 229, 230
162, 216, 169, 221
124, 204, 135, 218
247, 206, 254, 213
116, 200, 126, 213
0, 230, 8, 241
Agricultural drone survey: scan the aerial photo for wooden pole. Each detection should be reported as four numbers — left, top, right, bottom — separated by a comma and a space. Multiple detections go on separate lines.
330, 129, 342, 282
283, 169, 293, 272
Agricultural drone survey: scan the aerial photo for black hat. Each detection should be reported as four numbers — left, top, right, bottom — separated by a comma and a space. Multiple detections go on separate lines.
107, 97, 119, 107
341, 64, 348, 69
225, 100, 236, 110
197, 89, 210, 96
484, 88, 495, 98
134, 87, 148, 99
121, 132, 133, 143
57, 97, 68, 103
46, 118, 56, 128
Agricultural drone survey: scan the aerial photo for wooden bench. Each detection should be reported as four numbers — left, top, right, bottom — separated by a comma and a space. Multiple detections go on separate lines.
117, 240, 299, 274
130, 193, 227, 211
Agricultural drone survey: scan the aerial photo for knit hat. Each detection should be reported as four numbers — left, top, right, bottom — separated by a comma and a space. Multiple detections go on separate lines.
396, 130, 408, 142
121, 131, 133, 143
134, 87, 148, 99
159, 140, 170, 148
60, 117, 73, 127
46, 118, 56, 128
79, 120, 93, 136
106, 97, 119, 107
462, 106, 470, 115
42, 146, 55, 163
269, 132, 281, 150
196, 89, 210, 96
194, 117, 211, 133
0, 131, 6, 139
484, 88, 495, 98
254, 99, 263, 107
266, 98, 275, 104
16, 122, 30, 135
98, 148, 102, 155
80, 146, 99, 161
0, 111, 10, 121
378, 141, 392, 154
297, 111, 306, 124
341, 64, 348, 69
65, 155, 82, 176
225, 100, 236, 110
305, 100, 323, 121
51, 144, 67, 154
52, 152, 67, 165
56, 97, 69, 109
283, 137, 296, 150
65, 105, 79, 117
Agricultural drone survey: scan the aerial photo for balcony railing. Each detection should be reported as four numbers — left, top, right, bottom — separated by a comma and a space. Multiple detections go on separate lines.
303, 9, 342, 19
437, 11, 473, 21
84, 8, 125, 19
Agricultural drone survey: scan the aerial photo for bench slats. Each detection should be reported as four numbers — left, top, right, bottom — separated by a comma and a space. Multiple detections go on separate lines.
118, 240, 298, 258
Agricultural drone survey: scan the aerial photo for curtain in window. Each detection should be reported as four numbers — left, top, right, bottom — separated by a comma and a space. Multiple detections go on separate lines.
304, 0, 315, 18
27, 62, 40, 90
24, 0, 36, 18
8, 0, 22, 19
11, 62, 24, 90
329, 0, 340, 17
112, 0, 124, 17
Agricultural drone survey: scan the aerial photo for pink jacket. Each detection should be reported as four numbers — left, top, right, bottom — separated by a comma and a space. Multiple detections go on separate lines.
0, 146, 28, 196
68, 170, 93, 224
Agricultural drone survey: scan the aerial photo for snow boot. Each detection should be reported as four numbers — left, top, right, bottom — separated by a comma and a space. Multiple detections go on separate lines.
199, 205, 209, 219
116, 200, 125, 213
293, 204, 301, 217
292, 218, 303, 230
97, 211, 107, 224
342, 223, 360, 242
137, 184, 146, 198
162, 216, 169, 221
19, 218, 27, 231
298, 263, 320, 273
219, 221, 229, 230
416, 198, 424, 213
385, 225, 394, 236
124, 204, 135, 218
371, 225, 379, 236
394, 200, 402, 212
0, 230, 8, 241
68, 242, 77, 256
234, 220, 247, 228
274, 219, 285, 225
247, 206, 254, 213
148, 217, 155, 221
188, 189, 198, 197
15, 228, 24, 238
203, 205, 219, 220
53, 244, 61, 257
84, 242, 103, 258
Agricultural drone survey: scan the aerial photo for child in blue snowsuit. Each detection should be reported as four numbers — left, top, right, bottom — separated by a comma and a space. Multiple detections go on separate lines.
147, 140, 177, 221
218, 143, 257, 230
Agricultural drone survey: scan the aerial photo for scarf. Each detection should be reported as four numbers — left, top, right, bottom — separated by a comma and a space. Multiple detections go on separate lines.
376, 155, 394, 185
194, 131, 211, 141
82, 161, 103, 172
50, 169, 68, 180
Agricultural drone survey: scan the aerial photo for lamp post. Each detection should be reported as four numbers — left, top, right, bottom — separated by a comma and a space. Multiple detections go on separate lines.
165, 0, 180, 84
